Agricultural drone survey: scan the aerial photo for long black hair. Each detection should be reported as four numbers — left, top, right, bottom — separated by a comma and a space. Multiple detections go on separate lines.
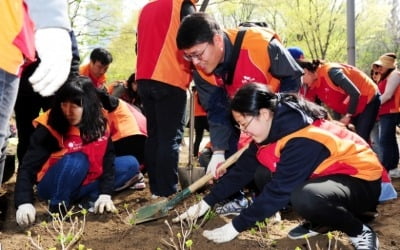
231, 83, 327, 120
296, 59, 325, 73
48, 76, 107, 143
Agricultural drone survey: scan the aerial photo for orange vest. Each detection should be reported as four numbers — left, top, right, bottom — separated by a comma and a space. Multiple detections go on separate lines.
194, 91, 206, 117
136, 0, 193, 90
34, 111, 110, 185
105, 100, 147, 141
257, 119, 383, 181
79, 63, 107, 88
196, 27, 280, 97
0, 0, 35, 75
308, 63, 378, 115
378, 71, 400, 115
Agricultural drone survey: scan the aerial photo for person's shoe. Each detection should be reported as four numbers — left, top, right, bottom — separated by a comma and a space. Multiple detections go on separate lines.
215, 196, 250, 216
78, 200, 95, 213
130, 181, 146, 190
288, 221, 329, 240
349, 224, 379, 250
389, 168, 400, 178
115, 172, 145, 192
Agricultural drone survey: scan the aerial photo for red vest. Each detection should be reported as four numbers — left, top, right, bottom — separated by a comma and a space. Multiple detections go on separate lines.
307, 63, 378, 115
378, 74, 400, 115
34, 111, 110, 185
136, 0, 193, 90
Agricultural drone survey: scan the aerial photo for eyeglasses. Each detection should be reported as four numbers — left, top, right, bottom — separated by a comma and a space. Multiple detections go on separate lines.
235, 116, 255, 132
183, 43, 209, 62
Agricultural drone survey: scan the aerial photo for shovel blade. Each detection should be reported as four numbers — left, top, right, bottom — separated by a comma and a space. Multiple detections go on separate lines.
178, 166, 205, 189
134, 199, 169, 224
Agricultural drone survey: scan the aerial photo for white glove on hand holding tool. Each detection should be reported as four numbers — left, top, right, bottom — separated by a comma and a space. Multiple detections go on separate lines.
172, 200, 210, 222
206, 151, 225, 178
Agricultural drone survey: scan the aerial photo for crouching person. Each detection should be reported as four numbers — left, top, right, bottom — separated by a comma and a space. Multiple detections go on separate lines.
14, 76, 139, 226
174, 83, 382, 250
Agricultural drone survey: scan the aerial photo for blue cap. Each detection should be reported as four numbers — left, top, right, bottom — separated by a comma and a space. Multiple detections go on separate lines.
287, 47, 304, 60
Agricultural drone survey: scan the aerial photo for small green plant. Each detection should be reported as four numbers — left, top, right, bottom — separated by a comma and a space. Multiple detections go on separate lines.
160, 201, 214, 250
114, 203, 137, 225
27, 203, 88, 250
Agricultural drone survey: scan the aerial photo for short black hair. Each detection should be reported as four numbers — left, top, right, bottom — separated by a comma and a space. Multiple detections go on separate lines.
90, 47, 113, 65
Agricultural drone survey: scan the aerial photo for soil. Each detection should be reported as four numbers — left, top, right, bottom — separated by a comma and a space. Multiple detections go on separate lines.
0, 140, 399, 250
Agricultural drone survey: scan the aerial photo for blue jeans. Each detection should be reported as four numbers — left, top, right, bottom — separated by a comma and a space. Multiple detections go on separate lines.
378, 113, 400, 171
137, 79, 186, 197
0, 69, 19, 184
37, 152, 139, 207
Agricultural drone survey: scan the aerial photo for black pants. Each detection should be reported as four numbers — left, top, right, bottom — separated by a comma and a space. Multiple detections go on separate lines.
291, 174, 381, 237
193, 115, 209, 157
254, 166, 381, 236
137, 79, 187, 197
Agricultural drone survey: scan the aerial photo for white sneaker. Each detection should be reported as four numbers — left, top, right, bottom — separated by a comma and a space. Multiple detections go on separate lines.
349, 224, 379, 250
389, 168, 400, 178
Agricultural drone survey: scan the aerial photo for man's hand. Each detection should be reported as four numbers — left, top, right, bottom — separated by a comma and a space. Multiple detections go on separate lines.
30, 28, 72, 96
172, 200, 210, 222
16, 203, 36, 226
202, 222, 239, 243
207, 152, 225, 178
94, 194, 116, 214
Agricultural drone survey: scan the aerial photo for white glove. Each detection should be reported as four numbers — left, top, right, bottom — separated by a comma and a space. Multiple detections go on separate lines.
30, 28, 72, 96
172, 200, 210, 223
203, 222, 239, 243
16, 203, 36, 226
207, 152, 225, 177
94, 194, 116, 214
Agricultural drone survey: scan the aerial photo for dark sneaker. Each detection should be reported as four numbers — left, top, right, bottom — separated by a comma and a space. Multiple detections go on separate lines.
288, 221, 329, 240
350, 224, 379, 250
115, 172, 145, 192
215, 196, 250, 216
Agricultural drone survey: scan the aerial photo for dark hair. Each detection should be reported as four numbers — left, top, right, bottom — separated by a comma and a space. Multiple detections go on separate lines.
126, 73, 136, 92
231, 83, 327, 120
177, 12, 222, 49
48, 76, 107, 143
296, 59, 325, 73
90, 47, 113, 65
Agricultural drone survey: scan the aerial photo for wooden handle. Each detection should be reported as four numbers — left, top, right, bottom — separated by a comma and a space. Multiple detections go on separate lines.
188, 144, 249, 193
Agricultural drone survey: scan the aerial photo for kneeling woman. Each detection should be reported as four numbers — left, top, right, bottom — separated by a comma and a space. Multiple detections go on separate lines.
175, 83, 382, 250
15, 76, 140, 226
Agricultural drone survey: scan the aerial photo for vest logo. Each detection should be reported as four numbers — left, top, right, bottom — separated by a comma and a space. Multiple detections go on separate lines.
242, 75, 256, 84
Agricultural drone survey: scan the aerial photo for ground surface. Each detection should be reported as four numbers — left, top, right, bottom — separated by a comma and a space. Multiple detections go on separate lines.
0, 139, 399, 250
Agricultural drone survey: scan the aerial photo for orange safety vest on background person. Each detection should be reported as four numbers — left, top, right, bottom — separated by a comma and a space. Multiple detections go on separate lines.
194, 91, 206, 117
79, 63, 107, 89
257, 119, 383, 181
0, 0, 36, 76
136, 0, 193, 91
378, 73, 400, 115
196, 27, 281, 98
33, 111, 109, 185
308, 63, 378, 115
105, 100, 147, 141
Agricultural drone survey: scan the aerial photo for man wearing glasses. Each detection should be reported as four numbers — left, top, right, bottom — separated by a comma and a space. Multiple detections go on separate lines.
176, 12, 302, 181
